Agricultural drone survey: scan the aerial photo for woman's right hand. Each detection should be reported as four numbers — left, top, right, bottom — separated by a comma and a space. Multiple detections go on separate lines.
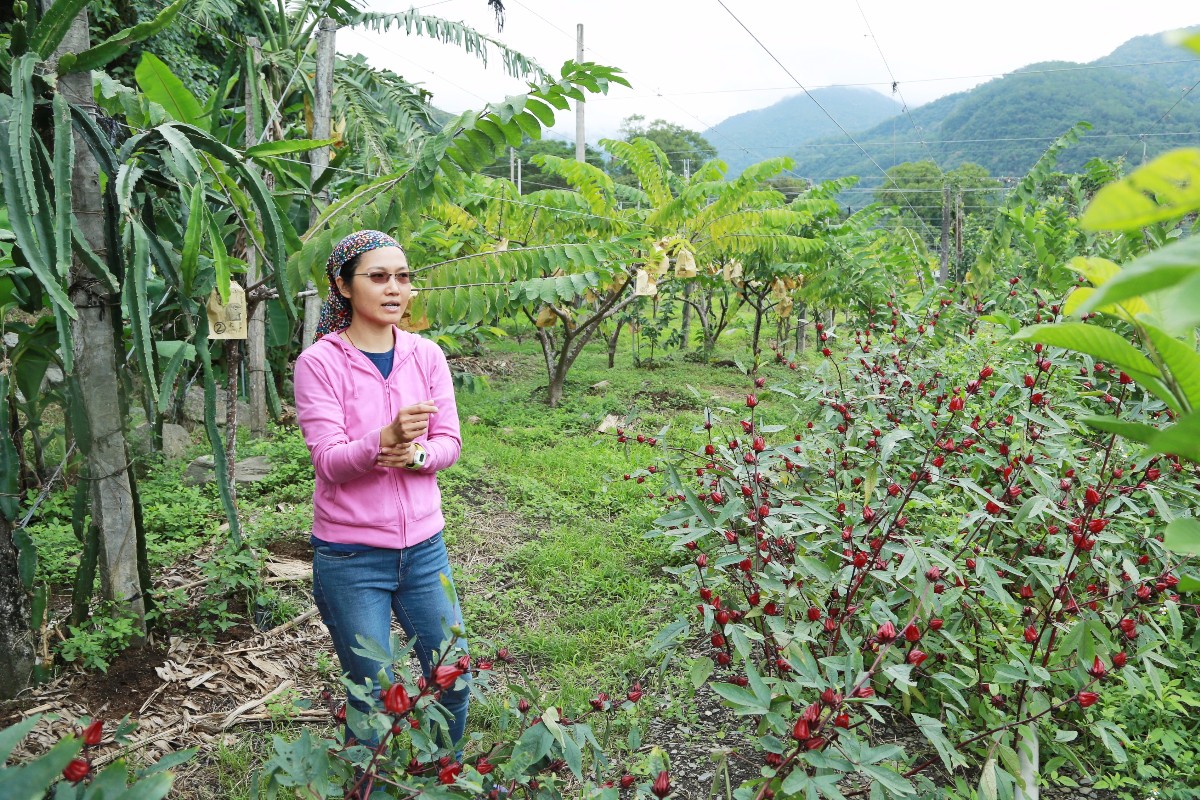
381, 401, 438, 447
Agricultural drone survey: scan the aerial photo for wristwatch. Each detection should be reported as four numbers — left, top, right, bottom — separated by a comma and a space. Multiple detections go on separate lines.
405, 443, 427, 470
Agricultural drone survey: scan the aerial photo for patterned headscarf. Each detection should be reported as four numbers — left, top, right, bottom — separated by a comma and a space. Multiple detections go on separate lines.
315, 230, 403, 336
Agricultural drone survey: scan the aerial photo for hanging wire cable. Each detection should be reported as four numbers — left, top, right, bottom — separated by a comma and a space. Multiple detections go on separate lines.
854, 1, 941, 169
712, 0, 938, 234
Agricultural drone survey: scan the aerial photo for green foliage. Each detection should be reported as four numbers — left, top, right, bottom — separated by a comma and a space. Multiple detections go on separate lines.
614, 115, 719, 179
481, 138, 606, 193
1092, 674, 1200, 798
57, 601, 142, 672
0, 715, 188, 800
875, 160, 1001, 235
1023, 142, 1200, 480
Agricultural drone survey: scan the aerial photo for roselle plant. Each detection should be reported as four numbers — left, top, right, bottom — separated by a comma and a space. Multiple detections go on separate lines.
255, 628, 673, 799
618, 279, 1197, 799
0, 715, 193, 800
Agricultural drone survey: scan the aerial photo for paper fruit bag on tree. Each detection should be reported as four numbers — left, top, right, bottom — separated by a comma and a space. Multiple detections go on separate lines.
634, 269, 658, 297
535, 305, 558, 327
646, 249, 670, 280
674, 248, 698, 278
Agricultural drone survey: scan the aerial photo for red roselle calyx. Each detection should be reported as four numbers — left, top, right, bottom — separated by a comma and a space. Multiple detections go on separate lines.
63, 758, 90, 784
82, 719, 103, 747
652, 770, 672, 798
903, 623, 921, 642
432, 665, 465, 691
791, 718, 811, 740
1077, 691, 1100, 708
876, 621, 897, 643
384, 684, 413, 715
1088, 656, 1107, 678
627, 683, 644, 703
438, 762, 462, 785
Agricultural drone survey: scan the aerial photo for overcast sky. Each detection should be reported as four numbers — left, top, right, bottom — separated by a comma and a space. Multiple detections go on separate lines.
343, 1, 1199, 145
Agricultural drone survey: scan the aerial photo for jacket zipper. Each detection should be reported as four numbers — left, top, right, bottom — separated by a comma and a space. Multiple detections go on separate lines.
381, 372, 408, 549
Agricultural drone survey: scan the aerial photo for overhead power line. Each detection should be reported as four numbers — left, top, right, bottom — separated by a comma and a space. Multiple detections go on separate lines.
609, 58, 1200, 100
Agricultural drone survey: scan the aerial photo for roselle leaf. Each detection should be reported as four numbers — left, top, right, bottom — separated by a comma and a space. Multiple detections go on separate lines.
1164, 518, 1200, 556
710, 682, 769, 716
689, 656, 714, 689
1094, 721, 1128, 764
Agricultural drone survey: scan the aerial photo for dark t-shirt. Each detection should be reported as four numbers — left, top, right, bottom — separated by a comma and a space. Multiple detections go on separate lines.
359, 348, 394, 379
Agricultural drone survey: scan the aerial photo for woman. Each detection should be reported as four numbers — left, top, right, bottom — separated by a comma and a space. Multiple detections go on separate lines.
294, 230, 469, 749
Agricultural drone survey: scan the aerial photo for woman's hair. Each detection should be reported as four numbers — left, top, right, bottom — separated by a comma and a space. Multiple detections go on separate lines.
339, 253, 362, 286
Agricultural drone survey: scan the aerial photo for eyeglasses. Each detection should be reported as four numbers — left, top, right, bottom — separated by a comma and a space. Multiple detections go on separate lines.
355, 270, 412, 285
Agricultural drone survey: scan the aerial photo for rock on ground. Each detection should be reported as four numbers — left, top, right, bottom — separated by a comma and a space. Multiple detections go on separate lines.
184, 455, 273, 486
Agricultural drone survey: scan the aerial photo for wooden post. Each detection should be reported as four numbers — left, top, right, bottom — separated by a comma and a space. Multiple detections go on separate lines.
245, 38, 267, 438
303, 18, 337, 347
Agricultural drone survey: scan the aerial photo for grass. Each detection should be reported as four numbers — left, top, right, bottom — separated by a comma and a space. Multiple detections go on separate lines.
436, 336, 818, 729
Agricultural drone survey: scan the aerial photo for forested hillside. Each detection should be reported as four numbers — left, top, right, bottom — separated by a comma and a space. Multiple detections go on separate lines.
701, 87, 901, 177
714, 30, 1199, 182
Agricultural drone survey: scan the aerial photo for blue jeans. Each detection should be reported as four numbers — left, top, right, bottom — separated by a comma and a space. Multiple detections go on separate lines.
311, 532, 470, 749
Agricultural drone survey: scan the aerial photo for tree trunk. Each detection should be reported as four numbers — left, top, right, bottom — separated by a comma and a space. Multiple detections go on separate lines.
605, 319, 624, 368
796, 302, 807, 353
302, 18, 337, 347
679, 281, 692, 351
0, 512, 34, 700
53, 4, 146, 635
751, 298, 766, 360
225, 341, 240, 506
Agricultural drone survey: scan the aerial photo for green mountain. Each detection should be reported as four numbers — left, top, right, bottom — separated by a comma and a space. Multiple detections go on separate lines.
702, 88, 902, 177
778, 30, 1200, 185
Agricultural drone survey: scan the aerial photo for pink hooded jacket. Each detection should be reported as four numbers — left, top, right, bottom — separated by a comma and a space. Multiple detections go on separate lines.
294, 328, 462, 549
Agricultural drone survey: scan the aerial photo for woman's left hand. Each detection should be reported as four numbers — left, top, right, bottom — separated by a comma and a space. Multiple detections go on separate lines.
377, 442, 415, 470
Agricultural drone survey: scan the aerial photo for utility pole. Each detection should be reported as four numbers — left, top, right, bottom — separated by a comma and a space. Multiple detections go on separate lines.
574, 23, 585, 162
683, 158, 691, 181
954, 190, 964, 282
245, 38, 267, 438
510, 146, 516, 183
516, 157, 522, 194
303, 18, 337, 347
939, 183, 950, 285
